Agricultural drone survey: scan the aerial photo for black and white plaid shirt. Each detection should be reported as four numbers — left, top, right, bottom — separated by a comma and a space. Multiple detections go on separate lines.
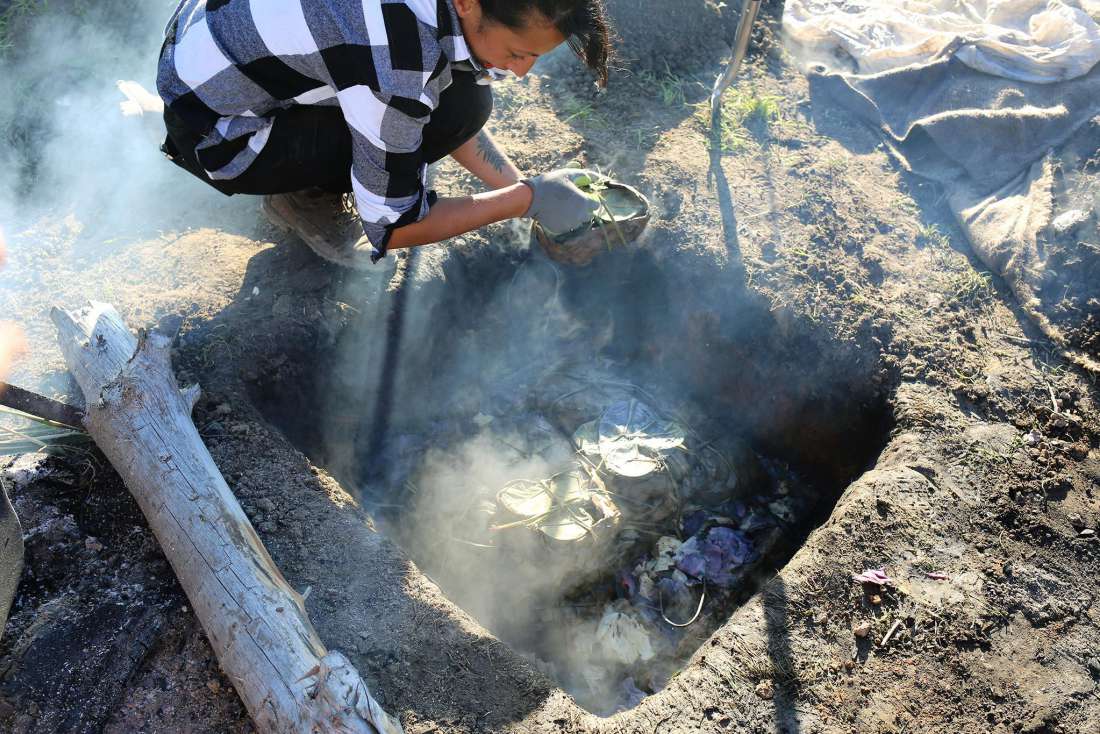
157, 0, 498, 261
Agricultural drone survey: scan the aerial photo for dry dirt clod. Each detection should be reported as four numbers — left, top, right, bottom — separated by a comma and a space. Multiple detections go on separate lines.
853, 621, 872, 638
754, 680, 774, 699
870, 594, 882, 605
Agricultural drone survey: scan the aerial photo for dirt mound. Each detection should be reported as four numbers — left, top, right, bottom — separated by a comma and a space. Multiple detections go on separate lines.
603, 0, 786, 73
604, 0, 731, 71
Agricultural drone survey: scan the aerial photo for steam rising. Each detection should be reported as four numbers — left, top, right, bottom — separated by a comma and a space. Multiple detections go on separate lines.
2, 0, 829, 718
319, 228, 792, 713
0, 1, 254, 277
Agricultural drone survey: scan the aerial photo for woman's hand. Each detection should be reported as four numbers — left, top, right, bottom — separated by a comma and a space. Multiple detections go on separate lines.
523, 168, 600, 234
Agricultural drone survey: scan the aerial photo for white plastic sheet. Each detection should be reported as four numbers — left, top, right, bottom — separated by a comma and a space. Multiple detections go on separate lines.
784, 0, 1100, 83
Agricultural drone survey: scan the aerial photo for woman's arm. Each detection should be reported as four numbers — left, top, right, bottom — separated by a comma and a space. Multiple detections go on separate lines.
449, 129, 523, 189
385, 181, 532, 250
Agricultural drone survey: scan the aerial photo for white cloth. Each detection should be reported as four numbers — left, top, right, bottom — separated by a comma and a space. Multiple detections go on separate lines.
784, 0, 1100, 83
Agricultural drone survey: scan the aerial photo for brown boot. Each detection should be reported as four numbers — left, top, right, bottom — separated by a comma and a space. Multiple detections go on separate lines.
261, 189, 373, 269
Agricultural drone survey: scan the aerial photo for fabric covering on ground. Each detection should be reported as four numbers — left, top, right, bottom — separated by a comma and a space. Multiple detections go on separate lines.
786, 1, 1100, 370
784, 0, 1100, 83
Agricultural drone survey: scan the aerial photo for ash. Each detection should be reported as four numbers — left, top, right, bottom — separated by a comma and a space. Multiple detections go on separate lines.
381, 367, 807, 715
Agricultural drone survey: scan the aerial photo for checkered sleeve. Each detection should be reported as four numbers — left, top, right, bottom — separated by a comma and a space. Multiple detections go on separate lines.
160, 0, 456, 263
327, 2, 448, 262
338, 86, 432, 262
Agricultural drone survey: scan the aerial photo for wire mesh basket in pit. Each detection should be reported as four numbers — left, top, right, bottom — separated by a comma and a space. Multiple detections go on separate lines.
532, 178, 650, 267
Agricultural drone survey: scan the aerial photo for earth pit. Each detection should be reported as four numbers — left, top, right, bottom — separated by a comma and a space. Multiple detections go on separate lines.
248, 240, 892, 714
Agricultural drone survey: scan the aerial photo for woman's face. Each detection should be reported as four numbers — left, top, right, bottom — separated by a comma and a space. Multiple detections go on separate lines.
453, 0, 566, 78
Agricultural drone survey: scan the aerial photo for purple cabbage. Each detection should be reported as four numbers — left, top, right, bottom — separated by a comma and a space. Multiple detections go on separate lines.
676, 527, 758, 587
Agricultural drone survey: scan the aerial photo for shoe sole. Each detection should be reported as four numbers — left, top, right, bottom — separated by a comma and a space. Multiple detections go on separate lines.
260, 196, 294, 234
260, 196, 369, 270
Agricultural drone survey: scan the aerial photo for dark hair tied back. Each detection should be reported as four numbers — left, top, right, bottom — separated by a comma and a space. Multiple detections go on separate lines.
479, 0, 611, 86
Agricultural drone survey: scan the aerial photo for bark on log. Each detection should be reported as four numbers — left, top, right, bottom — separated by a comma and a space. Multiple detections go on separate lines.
50, 302, 402, 734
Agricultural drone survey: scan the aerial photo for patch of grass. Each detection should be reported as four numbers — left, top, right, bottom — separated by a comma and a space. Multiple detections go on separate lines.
559, 96, 606, 129
918, 223, 966, 271
561, 99, 593, 122
941, 268, 994, 308
697, 88, 785, 152
0, 0, 49, 54
638, 62, 694, 108
917, 223, 950, 249
964, 434, 1019, 466
724, 91, 782, 125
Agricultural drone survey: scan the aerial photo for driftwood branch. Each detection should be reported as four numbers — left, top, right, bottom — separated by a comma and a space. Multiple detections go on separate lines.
50, 302, 402, 734
0, 381, 84, 428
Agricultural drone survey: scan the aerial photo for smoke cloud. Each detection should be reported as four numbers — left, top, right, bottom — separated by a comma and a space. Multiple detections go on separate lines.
0, 0, 255, 282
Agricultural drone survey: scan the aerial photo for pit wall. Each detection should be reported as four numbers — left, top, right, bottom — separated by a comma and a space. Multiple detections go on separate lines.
236, 238, 897, 731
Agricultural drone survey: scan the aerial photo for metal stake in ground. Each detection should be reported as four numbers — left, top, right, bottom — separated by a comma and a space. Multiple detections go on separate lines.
0, 381, 85, 429
711, 0, 765, 126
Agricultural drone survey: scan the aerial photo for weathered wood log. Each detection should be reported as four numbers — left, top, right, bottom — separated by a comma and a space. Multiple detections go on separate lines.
50, 302, 401, 734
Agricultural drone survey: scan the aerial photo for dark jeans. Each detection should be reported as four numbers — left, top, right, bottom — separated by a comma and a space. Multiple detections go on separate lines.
162, 70, 493, 196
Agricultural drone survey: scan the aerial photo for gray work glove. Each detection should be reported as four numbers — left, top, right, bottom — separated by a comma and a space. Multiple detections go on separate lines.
524, 168, 600, 234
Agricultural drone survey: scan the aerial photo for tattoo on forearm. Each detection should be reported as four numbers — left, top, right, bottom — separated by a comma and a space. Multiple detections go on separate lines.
475, 130, 509, 176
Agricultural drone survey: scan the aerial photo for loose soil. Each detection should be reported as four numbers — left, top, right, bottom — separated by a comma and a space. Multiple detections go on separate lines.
2, 6, 1099, 734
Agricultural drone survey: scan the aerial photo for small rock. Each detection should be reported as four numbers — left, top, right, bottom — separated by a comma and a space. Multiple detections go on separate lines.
1087, 657, 1100, 678
754, 680, 774, 699
1051, 208, 1090, 236
2, 453, 51, 491
1069, 514, 1085, 530
256, 498, 276, 513
870, 594, 882, 605
1080, 529, 1096, 538
853, 621, 872, 638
